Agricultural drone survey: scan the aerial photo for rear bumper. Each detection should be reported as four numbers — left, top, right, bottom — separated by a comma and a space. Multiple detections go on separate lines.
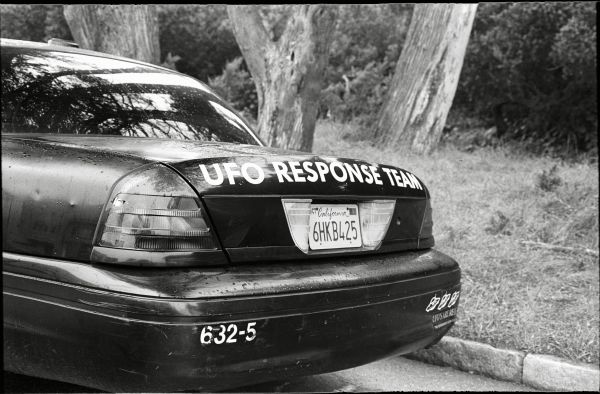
3, 249, 460, 392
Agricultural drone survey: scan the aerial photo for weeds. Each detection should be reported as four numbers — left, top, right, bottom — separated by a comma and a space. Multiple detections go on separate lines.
485, 211, 511, 235
537, 164, 563, 192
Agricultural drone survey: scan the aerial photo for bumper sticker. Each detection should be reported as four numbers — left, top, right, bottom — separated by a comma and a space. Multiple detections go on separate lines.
426, 290, 460, 312
448, 291, 460, 308
432, 308, 458, 329
437, 293, 451, 310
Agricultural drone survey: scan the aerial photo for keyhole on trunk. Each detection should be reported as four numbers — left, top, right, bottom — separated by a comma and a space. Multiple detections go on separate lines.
290, 51, 295, 62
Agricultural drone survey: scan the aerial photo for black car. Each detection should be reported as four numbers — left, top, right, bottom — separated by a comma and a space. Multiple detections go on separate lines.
2, 38, 461, 392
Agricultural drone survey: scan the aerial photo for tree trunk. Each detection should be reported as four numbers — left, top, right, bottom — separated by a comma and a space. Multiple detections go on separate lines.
374, 4, 477, 154
227, 5, 336, 152
63, 5, 160, 64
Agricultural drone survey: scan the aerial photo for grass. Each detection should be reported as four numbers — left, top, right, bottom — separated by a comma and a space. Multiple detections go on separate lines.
312, 120, 599, 365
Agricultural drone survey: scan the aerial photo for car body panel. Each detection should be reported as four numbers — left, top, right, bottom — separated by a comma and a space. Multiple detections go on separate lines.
2, 135, 150, 261
3, 249, 455, 300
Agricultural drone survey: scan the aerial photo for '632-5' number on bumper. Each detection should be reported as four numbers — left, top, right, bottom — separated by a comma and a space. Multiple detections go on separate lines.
200, 322, 257, 345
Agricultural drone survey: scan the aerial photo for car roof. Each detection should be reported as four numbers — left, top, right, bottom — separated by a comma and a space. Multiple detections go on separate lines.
0, 38, 176, 74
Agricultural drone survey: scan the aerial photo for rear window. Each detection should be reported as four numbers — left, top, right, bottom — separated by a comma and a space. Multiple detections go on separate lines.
1, 47, 261, 145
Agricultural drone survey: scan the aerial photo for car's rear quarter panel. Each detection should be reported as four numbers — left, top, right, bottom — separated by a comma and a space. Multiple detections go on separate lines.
2, 136, 150, 261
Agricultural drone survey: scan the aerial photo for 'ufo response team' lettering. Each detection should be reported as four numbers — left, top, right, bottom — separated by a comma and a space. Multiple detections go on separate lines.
198, 161, 422, 189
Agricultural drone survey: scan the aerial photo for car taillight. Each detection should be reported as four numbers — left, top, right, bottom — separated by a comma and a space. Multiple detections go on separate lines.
91, 163, 225, 266
358, 200, 396, 250
99, 193, 214, 250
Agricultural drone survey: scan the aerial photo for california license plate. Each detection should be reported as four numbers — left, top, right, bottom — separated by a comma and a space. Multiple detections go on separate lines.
309, 204, 362, 250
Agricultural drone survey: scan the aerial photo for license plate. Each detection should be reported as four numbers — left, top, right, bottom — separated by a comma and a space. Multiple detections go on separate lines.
309, 204, 362, 250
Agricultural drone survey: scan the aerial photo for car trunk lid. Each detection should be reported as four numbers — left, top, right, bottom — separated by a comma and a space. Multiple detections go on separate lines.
170, 155, 431, 262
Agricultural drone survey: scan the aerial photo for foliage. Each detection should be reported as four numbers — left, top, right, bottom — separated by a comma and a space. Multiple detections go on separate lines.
43, 5, 72, 41
320, 50, 396, 126
453, 2, 597, 156
157, 5, 241, 82
484, 210, 512, 235
208, 57, 258, 120
0, 4, 72, 42
318, 4, 412, 125
0, 5, 239, 82
536, 164, 563, 192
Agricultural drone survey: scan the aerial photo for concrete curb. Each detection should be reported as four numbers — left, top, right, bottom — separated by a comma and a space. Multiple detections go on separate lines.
406, 336, 599, 391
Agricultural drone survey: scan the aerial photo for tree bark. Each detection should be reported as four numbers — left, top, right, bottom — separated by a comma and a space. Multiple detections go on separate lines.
227, 5, 336, 152
63, 5, 160, 64
374, 4, 477, 154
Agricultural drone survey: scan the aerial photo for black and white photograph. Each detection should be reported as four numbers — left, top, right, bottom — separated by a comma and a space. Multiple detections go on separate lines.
1, 3, 598, 392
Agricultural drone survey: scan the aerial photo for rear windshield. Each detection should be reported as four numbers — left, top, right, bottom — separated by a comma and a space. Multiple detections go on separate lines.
1, 47, 261, 145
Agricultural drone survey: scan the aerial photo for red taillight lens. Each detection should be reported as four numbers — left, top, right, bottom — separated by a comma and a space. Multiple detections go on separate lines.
92, 164, 223, 266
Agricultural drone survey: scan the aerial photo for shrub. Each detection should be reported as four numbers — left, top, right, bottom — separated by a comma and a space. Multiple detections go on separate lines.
485, 210, 511, 235
318, 5, 412, 127
157, 5, 241, 81
208, 57, 258, 120
453, 2, 597, 156
320, 57, 395, 125
0, 4, 72, 42
537, 165, 563, 192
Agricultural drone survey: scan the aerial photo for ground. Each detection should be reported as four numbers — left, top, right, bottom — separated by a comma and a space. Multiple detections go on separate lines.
313, 120, 599, 364
4, 357, 536, 392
